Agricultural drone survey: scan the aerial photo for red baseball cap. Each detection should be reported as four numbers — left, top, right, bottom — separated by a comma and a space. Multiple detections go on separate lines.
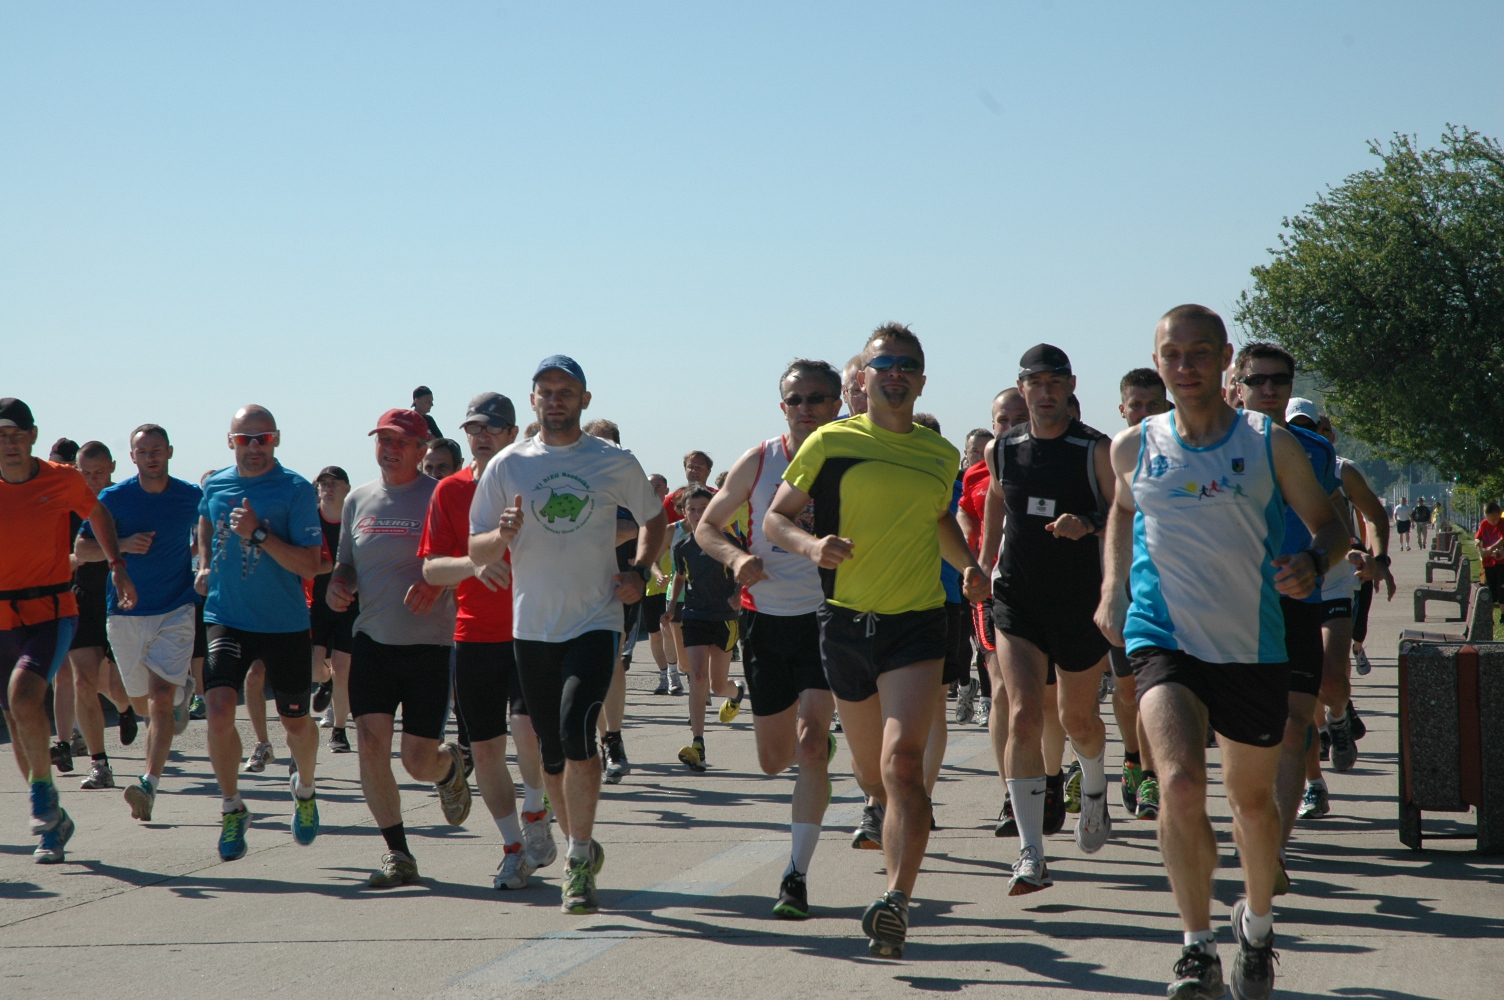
369, 409, 430, 440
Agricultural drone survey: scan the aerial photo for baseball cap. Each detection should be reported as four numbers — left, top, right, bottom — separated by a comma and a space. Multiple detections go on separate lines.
461, 391, 516, 430
369, 409, 430, 440
412, 385, 433, 400
1286, 397, 1320, 424
1018, 344, 1072, 378
0, 397, 36, 430
533, 355, 587, 388
315, 465, 349, 483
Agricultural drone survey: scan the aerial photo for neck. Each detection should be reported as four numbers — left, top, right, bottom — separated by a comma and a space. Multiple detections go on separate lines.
865, 405, 913, 434
472, 455, 492, 478
138, 472, 170, 494
320, 498, 343, 520
787, 427, 811, 453
1170, 394, 1238, 444
236, 459, 274, 478
0, 457, 38, 485
383, 468, 420, 487
540, 425, 582, 447
1029, 412, 1071, 440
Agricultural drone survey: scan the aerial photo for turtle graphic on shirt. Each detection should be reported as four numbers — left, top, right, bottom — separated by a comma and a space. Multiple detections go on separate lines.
528, 472, 598, 534
538, 489, 589, 524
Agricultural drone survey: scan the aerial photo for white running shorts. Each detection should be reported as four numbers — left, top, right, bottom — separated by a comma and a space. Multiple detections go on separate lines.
107, 605, 195, 699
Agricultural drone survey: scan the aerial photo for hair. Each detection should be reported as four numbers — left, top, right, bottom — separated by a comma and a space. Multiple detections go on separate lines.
864, 322, 924, 365
994, 386, 1020, 403
1159, 303, 1228, 345
965, 428, 994, 447
843, 354, 865, 379
714, 470, 728, 489
1487, 501, 1502, 515
1067, 393, 1080, 411
78, 440, 112, 462
682, 485, 715, 506
523, 420, 541, 438
649, 473, 668, 487
130, 423, 170, 447
780, 358, 842, 397
1119, 368, 1166, 397
427, 437, 463, 468
912, 412, 941, 433
582, 419, 621, 444
49, 437, 79, 463
1234, 340, 1296, 378
683, 450, 713, 473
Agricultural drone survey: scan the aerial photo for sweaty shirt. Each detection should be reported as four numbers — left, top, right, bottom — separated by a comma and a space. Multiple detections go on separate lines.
417, 465, 512, 643
0, 460, 97, 628
84, 475, 201, 617
340, 474, 456, 646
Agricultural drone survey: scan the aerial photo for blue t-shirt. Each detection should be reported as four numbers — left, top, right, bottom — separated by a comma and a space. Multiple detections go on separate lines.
83, 476, 202, 617
941, 476, 963, 604
199, 462, 322, 633
1280, 423, 1340, 604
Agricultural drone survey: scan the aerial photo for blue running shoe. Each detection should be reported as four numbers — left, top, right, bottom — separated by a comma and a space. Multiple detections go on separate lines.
220, 806, 251, 861
29, 781, 61, 835
290, 776, 320, 846
34, 808, 75, 864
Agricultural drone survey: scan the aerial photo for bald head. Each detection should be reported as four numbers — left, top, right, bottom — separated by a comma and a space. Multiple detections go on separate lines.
231, 405, 277, 434
1156, 303, 1228, 347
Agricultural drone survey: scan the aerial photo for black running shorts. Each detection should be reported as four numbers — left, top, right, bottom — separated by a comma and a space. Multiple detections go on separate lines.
1320, 598, 1353, 624
816, 603, 947, 703
514, 630, 618, 775
942, 601, 970, 686
1109, 645, 1135, 679
681, 616, 738, 651
741, 609, 827, 717
1, 616, 77, 712
640, 592, 666, 634
1130, 646, 1289, 748
994, 596, 1110, 674
310, 600, 357, 655
348, 632, 452, 739
204, 624, 313, 718
1352, 580, 1374, 644
453, 640, 528, 743
192, 601, 208, 660
1280, 596, 1325, 697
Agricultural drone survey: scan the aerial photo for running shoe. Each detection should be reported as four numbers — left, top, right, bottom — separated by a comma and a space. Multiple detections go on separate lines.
459, 742, 475, 779
118, 707, 138, 746
1075, 791, 1111, 854
994, 796, 1017, 838
773, 870, 810, 919
1136, 775, 1160, 821
125, 778, 156, 821
852, 801, 884, 850
493, 843, 534, 890
668, 672, 685, 696
435, 742, 473, 826
1318, 728, 1330, 762
561, 856, 599, 914
953, 680, 977, 724
1353, 646, 1372, 676
80, 760, 114, 789
1297, 782, 1329, 820
588, 837, 605, 875
522, 808, 558, 869
174, 676, 195, 735
318, 706, 334, 729
718, 680, 746, 723
861, 889, 909, 958
312, 680, 334, 714
1008, 845, 1052, 896
289, 775, 320, 846
368, 850, 420, 888
1121, 761, 1143, 815
1064, 759, 1082, 814
189, 695, 207, 720
34, 809, 75, 864
678, 736, 708, 772
70, 731, 88, 757
603, 732, 630, 784
51, 740, 74, 773
1097, 670, 1115, 703
1230, 899, 1279, 1000
974, 696, 991, 728
1328, 715, 1357, 772
243, 741, 274, 773
1168, 943, 1224, 1000
1043, 773, 1066, 836
329, 728, 352, 753
219, 806, 251, 861
30, 781, 62, 834
832, 711, 841, 733
1348, 701, 1366, 741
1272, 855, 1290, 897
652, 673, 670, 695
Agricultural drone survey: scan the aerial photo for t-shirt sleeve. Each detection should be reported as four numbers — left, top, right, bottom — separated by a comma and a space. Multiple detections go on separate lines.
782, 430, 826, 494
616, 454, 663, 526
469, 457, 508, 536
337, 497, 356, 569
290, 482, 323, 547
68, 474, 98, 519
418, 481, 459, 559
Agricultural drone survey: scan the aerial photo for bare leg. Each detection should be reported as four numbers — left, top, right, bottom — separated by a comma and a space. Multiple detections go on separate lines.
141, 672, 177, 778
1276, 692, 1318, 846
683, 644, 710, 738
1140, 682, 1216, 934
1319, 617, 1354, 722
69, 648, 108, 755
356, 714, 401, 827
471, 733, 517, 820
282, 714, 319, 783
922, 683, 948, 797
4, 708, 31, 780
1222, 738, 1283, 917
599, 658, 627, 735
1113, 671, 1141, 756
52, 662, 76, 744
245, 661, 269, 746
511, 713, 545, 789
1056, 657, 1108, 759
331, 650, 351, 728
205, 685, 242, 799
1042, 682, 1067, 776
876, 661, 942, 896
985, 650, 1011, 783
9, 671, 54, 783
708, 644, 737, 699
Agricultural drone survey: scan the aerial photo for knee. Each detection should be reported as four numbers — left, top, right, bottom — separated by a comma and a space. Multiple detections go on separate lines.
1159, 768, 1206, 813
1008, 703, 1043, 744
882, 743, 925, 787
205, 687, 237, 719
1060, 703, 1099, 738
1227, 787, 1279, 825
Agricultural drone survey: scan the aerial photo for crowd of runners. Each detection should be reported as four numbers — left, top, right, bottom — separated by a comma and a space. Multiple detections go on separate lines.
3, 304, 1408, 999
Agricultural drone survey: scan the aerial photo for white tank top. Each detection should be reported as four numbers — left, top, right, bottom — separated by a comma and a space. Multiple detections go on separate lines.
1125, 410, 1287, 664
743, 434, 823, 617
1321, 457, 1361, 601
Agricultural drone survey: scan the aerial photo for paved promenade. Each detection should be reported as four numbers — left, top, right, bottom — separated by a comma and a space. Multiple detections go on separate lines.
3, 542, 1501, 998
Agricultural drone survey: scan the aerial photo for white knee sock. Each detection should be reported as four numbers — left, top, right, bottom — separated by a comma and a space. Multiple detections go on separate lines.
1071, 742, 1107, 796
788, 822, 820, 876
496, 811, 523, 847
1007, 776, 1048, 854
522, 783, 546, 814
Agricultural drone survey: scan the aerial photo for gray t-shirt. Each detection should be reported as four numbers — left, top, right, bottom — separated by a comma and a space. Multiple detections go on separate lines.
339, 474, 456, 646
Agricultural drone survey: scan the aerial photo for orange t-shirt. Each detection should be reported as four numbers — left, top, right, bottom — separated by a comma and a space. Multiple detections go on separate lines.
0, 460, 98, 628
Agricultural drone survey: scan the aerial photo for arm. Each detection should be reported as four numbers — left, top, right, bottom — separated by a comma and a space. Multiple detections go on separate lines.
938, 510, 989, 602
326, 561, 358, 612
1094, 426, 1140, 645
469, 492, 523, 569
612, 511, 666, 606
695, 446, 765, 586
662, 566, 686, 623
615, 514, 639, 546
1045, 436, 1118, 540
195, 516, 213, 595
227, 498, 323, 578
1341, 463, 1396, 600
87, 502, 137, 611
764, 482, 853, 568
978, 439, 1003, 573
1270, 427, 1350, 598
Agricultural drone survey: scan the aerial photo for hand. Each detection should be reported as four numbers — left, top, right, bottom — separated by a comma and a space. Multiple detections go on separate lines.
613, 571, 645, 605
194, 566, 210, 597
1272, 550, 1318, 599
961, 566, 991, 603
473, 558, 512, 592
1379, 562, 1397, 601
229, 498, 261, 540
119, 531, 156, 555
326, 576, 355, 613
110, 564, 138, 611
661, 610, 675, 627
1044, 513, 1091, 541
403, 581, 444, 616
652, 568, 670, 590
497, 494, 524, 543
811, 535, 854, 569
731, 553, 768, 588
1094, 589, 1128, 646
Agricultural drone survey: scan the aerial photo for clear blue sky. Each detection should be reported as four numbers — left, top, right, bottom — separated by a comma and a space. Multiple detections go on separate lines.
4, 2, 1501, 485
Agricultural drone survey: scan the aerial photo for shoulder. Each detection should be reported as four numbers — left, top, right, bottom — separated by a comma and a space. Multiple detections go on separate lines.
1001, 423, 1031, 445
1069, 419, 1109, 442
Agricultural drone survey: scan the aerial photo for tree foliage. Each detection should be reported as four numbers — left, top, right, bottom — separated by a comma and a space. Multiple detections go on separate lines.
1237, 126, 1504, 495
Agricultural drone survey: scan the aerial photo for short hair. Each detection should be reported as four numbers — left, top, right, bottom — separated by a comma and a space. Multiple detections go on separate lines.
682, 485, 715, 506
1119, 368, 1166, 397
130, 423, 170, 447
993, 386, 1020, 403
780, 358, 841, 397
49, 438, 79, 464
683, 450, 713, 472
965, 427, 994, 446
1487, 501, 1502, 515
864, 322, 925, 365
1234, 340, 1296, 378
843, 354, 865, 379
523, 420, 541, 438
1159, 303, 1229, 345
913, 412, 941, 433
79, 440, 112, 462
582, 419, 621, 444
649, 473, 668, 487
714, 471, 728, 489
427, 437, 463, 468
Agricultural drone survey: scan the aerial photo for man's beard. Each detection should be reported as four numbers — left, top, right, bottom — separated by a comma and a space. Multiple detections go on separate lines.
878, 384, 910, 407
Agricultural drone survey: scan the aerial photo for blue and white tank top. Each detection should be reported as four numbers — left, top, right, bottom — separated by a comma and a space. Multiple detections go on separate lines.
1125, 410, 1287, 664
743, 434, 823, 617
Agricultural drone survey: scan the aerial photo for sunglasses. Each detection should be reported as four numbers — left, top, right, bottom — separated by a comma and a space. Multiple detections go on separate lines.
230, 432, 277, 446
1238, 373, 1293, 388
463, 422, 513, 436
782, 392, 834, 408
865, 355, 923, 375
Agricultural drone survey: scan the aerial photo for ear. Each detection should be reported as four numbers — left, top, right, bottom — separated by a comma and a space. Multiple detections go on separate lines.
580, 390, 592, 411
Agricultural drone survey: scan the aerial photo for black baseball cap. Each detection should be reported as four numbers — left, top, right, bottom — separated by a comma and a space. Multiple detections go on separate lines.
315, 465, 349, 483
1018, 344, 1072, 378
412, 385, 433, 400
0, 398, 35, 431
461, 391, 516, 430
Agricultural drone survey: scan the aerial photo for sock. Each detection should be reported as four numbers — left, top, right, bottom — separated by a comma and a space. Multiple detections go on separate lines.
1072, 743, 1107, 796
294, 775, 316, 800
522, 783, 546, 814
222, 793, 244, 814
1007, 776, 1048, 855
1308, 777, 1327, 792
1240, 904, 1273, 944
92, 751, 109, 764
605, 729, 621, 741
1328, 707, 1348, 725
1184, 928, 1217, 956
143, 773, 160, 791
788, 821, 820, 876
567, 836, 591, 861
1124, 750, 1141, 766
496, 811, 523, 847
381, 822, 411, 857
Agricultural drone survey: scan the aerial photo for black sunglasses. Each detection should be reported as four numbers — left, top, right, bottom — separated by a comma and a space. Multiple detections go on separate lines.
865, 355, 923, 375
1238, 373, 1293, 388
782, 392, 834, 408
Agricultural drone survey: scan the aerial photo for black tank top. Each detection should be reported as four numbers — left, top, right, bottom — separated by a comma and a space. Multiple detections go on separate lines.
991, 418, 1107, 607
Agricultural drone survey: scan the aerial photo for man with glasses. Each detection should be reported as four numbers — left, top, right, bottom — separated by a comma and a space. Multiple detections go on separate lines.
765, 325, 989, 957
198, 405, 325, 861
693, 358, 844, 919
309, 466, 356, 749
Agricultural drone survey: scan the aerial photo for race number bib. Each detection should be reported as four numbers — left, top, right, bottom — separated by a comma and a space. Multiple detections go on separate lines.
1027, 497, 1056, 518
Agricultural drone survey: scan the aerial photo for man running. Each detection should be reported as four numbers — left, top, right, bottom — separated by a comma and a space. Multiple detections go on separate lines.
309, 466, 357, 751
1, 398, 136, 863
1097, 305, 1347, 1000
840, 354, 868, 417
198, 405, 325, 861
469, 355, 666, 915
327, 408, 469, 887
420, 392, 555, 890
765, 325, 988, 957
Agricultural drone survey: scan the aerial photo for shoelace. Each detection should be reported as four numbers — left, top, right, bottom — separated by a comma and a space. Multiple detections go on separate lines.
220, 810, 247, 843
1172, 949, 1216, 979
1241, 941, 1280, 978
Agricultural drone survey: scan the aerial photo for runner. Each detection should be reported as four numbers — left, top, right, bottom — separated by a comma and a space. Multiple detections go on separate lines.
840, 354, 868, 416
951, 426, 992, 725
1393, 496, 1411, 551
326, 408, 469, 887
984, 344, 1117, 895
693, 357, 843, 917
1097, 305, 1347, 1000
423, 438, 462, 481
412, 386, 442, 440
644, 474, 682, 696
420, 392, 555, 889
1477, 504, 1504, 616
662, 450, 714, 525
309, 466, 358, 752
765, 325, 988, 957
1, 398, 137, 863
198, 405, 325, 861
469, 355, 666, 914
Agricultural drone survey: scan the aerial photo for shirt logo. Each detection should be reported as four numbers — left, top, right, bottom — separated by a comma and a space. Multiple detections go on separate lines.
1027, 497, 1056, 518
530, 472, 596, 534
1168, 478, 1249, 501
1231, 458, 1245, 475
355, 516, 420, 536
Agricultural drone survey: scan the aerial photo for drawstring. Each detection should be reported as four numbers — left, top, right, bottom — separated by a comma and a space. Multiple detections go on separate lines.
853, 611, 880, 638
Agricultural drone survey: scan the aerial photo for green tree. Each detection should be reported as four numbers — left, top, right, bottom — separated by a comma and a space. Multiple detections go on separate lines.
1237, 126, 1504, 496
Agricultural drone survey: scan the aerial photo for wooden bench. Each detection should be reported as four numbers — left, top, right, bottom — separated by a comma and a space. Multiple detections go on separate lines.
1402, 582, 1493, 643
1415, 559, 1473, 621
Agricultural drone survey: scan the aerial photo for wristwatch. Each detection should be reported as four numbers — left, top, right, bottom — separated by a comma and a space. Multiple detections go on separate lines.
1375, 554, 1392, 568
1302, 547, 1329, 576
249, 526, 269, 547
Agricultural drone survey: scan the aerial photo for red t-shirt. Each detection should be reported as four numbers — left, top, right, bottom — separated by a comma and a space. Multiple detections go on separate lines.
417, 466, 513, 643
1477, 520, 1504, 568
959, 460, 991, 552
0, 460, 98, 628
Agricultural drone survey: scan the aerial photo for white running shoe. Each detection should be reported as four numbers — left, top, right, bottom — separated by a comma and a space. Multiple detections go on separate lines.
953, 681, 977, 724
1075, 791, 1111, 854
243, 742, 274, 773
493, 846, 534, 889
522, 807, 558, 869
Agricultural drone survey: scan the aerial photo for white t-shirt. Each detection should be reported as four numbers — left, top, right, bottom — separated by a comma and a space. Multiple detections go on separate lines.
1395, 504, 1412, 522
470, 432, 660, 643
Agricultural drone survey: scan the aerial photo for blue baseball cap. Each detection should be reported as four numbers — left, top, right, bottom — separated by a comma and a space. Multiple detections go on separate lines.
533, 354, 586, 388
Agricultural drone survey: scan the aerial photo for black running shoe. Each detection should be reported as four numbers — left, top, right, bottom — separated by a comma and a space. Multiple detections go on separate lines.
772, 870, 809, 920
312, 680, 334, 714
994, 796, 1017, 838
329, 728, 352, 753
118, 707, 139, 746
852, 801, 884, 849
861, 889, 909, 958
1319, 728, 1330, 762
1168, 943, 1225, 999
1043, 773, 1066, 836
1230, 899, 1279, 1000
1348, 701, 1366, 740
50, 740, 74, 773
